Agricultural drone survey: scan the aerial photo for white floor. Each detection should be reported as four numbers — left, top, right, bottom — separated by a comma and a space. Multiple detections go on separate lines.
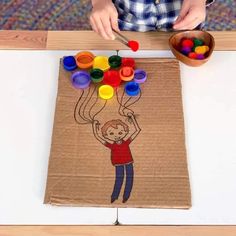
0, 50, 236, 224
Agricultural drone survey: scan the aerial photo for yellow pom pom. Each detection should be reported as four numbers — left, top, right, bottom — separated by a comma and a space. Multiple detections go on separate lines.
195, 46, 210, 55
204, 46, 210, 52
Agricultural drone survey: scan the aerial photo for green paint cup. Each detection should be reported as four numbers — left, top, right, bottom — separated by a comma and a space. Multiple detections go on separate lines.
108, 55, 122, 69
90, 68, 104, 83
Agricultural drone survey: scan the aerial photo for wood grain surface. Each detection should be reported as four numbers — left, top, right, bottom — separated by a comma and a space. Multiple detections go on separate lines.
0, 30, 47, 49
1, 226, 236, 236
0, 30, 236, 50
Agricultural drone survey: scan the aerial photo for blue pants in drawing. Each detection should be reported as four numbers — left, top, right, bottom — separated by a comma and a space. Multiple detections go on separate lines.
111, 163, 134, 202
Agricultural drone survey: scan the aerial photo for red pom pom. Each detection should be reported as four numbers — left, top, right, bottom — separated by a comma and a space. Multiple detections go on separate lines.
182, 39, 194, 48
188, 52, 197, 59
128, 40, 139, 52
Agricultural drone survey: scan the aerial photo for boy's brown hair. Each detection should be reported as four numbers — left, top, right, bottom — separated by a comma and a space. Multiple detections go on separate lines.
101, 119, 129, 136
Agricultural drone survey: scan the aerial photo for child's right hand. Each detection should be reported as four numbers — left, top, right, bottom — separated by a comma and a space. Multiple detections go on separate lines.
90, 0, 119, 40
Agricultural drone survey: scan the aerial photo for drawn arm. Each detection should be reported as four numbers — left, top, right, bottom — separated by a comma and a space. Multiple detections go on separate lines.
92, 120, 107, 145
128, 112, 141, 141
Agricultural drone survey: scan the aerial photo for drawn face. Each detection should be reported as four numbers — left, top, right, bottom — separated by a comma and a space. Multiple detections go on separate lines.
105, 125, 128, 142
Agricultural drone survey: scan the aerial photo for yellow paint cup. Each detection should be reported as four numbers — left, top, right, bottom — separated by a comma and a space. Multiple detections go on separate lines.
99, 85, 114, 100
93, 56, 110, 71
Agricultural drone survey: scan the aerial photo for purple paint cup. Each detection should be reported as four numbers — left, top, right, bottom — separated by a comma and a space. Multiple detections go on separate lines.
134, 69, 147, 84
71, 71, 91, 89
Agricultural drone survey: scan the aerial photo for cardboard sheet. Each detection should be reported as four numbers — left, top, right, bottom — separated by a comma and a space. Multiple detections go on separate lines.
44, 58, 191, 208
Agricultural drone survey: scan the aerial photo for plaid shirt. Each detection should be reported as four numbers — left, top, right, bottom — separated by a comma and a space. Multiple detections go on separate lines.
112, 0, 214, 31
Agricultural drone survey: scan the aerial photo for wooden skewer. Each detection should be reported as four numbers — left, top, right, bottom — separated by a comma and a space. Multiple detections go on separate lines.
112, 29, 140, 52
113, 29, 130, 47
115, 37, 129, 47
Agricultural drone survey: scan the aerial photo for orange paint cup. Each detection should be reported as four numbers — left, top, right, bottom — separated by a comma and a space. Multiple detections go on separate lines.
119, 66, 134, 81
75, 51, 95, 69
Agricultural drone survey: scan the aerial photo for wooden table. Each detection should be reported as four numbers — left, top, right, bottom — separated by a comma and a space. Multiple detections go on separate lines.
0, 30, 236, 236
0, 30, 236, 50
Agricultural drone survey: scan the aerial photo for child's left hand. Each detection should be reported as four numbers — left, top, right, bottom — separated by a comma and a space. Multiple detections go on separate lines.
173, 0, 206, 30
123, 109, 134, 118
93, 120, 100, 129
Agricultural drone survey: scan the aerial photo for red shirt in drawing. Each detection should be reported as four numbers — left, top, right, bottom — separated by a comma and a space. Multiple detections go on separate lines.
105, 138, 133, 165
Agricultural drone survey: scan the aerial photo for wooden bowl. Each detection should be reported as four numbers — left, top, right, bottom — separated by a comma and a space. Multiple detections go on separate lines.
169, 30, 215, 67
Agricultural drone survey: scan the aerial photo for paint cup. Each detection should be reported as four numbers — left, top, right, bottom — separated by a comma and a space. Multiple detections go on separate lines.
99, 85, 114, 99
119, 66, 134, 81
103, 70, 121, 87
121, 58, 135, 68
90, 68, 104, 83
108, 55, 122, 69
71, 71, 91, 89
63, 56, 77, 71
133, 69, 147, 84
75, 51, 95, 69
93, 56, 110, 71
125, 82, 140, 96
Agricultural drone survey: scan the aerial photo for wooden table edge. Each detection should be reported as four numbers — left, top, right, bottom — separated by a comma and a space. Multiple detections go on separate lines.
0, 30, 236, 50
1, 225, 236, 236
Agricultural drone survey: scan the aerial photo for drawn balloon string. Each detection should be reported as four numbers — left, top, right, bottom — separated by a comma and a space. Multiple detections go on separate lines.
116, 87, 142, 123
74, 85, 107, 125
74, 85, 142, 125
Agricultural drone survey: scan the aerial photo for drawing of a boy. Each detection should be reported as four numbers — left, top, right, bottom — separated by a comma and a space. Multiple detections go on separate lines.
92, 113, 141, 203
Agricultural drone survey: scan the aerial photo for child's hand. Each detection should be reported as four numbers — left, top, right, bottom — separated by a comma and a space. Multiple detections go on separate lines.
127, 112, 134, 118
123, 109, 134, 117
173, 0, 206, 30
90, 0, 119, 40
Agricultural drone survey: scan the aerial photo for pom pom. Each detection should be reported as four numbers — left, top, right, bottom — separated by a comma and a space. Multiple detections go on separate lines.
196, 54, 205, 60
128, 40, 139, 52
181, 46, 192, 55
181, 39, 194, 48
188, 52, 197, 59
